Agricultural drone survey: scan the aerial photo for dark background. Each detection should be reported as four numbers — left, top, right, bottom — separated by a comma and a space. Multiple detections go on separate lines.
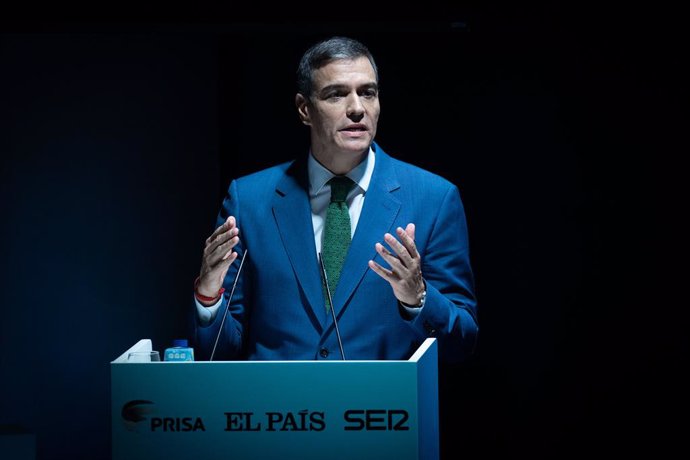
1, 4, 685, 460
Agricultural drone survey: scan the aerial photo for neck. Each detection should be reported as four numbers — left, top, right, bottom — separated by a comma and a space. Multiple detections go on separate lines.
311, 146, 368, 175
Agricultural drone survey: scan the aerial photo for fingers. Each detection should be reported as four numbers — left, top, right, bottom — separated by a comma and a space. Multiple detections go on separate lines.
204, 235, 239, 267
368, 259, 396, 282
397, 225, 419, 259
382, 225, 419, 265
198, 217, 240, 296
369, 225, 425, 307
204, 216, 240, 264
372, 222, 421, 275
370, 223, 421, 279
206, 216, 236, 245
375, 242, 407, 276
383, 234, 411, 267
405, 223, 415, 241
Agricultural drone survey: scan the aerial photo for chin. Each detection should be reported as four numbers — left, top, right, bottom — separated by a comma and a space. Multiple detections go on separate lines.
338, 138, 371, 154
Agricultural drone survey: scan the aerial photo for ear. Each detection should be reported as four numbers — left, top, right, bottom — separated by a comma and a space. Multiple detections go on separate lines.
295, 93, 311, 126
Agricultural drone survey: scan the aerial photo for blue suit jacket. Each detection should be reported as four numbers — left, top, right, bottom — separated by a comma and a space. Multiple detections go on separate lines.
195, 143, 478, 362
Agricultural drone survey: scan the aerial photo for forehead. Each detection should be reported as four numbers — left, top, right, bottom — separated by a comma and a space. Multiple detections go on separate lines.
312, 56, 377, 90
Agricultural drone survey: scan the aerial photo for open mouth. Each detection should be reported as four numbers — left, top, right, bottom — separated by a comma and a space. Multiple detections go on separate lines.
341, 124, 367, 132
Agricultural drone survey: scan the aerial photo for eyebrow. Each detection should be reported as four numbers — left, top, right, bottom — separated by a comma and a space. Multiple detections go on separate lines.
318, 82, 379, 96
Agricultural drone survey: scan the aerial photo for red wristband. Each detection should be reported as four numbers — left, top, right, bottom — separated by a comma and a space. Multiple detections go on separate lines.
194, 276, 225, 303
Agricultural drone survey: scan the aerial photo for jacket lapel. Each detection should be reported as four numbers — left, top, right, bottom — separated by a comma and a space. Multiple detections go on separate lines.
272, 158, 326, 330
330, 149, 401, 318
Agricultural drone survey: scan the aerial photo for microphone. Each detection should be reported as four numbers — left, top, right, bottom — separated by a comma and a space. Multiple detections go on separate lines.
210, 248, 248, 362
318, 252, 346, 360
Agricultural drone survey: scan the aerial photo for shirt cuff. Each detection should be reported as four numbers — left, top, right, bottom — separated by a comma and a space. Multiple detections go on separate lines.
195, 296, 223, 327
401, 303, 423, 318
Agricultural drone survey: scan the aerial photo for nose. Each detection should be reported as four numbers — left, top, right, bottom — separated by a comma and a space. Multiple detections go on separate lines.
346, 94, 364, 122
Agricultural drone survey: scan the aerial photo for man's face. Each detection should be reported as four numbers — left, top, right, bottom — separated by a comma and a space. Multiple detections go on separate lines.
297, 56, 380, 161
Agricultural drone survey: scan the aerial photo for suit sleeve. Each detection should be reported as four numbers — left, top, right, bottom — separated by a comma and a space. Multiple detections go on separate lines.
408, 185, 479, 362
193, 179, 248, 360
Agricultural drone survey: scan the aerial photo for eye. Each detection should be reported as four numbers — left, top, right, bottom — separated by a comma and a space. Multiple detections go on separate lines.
361, 89, 378, 99
323, 89, 347, 101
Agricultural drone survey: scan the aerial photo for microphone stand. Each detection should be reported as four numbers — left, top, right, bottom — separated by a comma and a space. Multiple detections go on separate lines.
318, 252, 346, 360
210, 249, 248, 361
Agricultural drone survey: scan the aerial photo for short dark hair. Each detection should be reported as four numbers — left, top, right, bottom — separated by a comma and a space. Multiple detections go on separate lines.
296, 36, 379, 98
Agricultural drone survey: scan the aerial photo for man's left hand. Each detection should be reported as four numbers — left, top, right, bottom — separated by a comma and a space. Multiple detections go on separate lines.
368, 223, 426, 306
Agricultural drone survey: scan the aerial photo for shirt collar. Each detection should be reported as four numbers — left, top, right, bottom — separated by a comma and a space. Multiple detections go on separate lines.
308, 147, 375, 197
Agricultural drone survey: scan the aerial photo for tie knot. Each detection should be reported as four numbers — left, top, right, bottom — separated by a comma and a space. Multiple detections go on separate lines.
328, 176, 354, 203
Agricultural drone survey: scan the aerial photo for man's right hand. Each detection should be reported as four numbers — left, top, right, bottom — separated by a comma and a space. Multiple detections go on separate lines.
196, 216, 240, 305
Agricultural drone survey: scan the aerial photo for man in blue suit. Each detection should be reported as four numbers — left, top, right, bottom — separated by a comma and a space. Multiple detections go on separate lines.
193, 36, 478, 362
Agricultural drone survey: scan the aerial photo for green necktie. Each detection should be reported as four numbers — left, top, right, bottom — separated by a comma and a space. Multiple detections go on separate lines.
322, 176, 355, 310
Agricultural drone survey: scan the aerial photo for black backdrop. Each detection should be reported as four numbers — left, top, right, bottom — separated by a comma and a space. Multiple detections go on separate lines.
1, 5, 685, 460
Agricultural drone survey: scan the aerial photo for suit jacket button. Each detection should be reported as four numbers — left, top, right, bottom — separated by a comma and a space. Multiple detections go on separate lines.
319, 348, 329, 358
423, 321, 436, 335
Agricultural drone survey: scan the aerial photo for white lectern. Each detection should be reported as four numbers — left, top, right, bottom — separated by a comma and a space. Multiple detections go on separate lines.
111, 338, 439, 460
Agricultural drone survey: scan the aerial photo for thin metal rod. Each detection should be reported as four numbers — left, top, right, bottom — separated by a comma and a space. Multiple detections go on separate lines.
210, 249, 248, 361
